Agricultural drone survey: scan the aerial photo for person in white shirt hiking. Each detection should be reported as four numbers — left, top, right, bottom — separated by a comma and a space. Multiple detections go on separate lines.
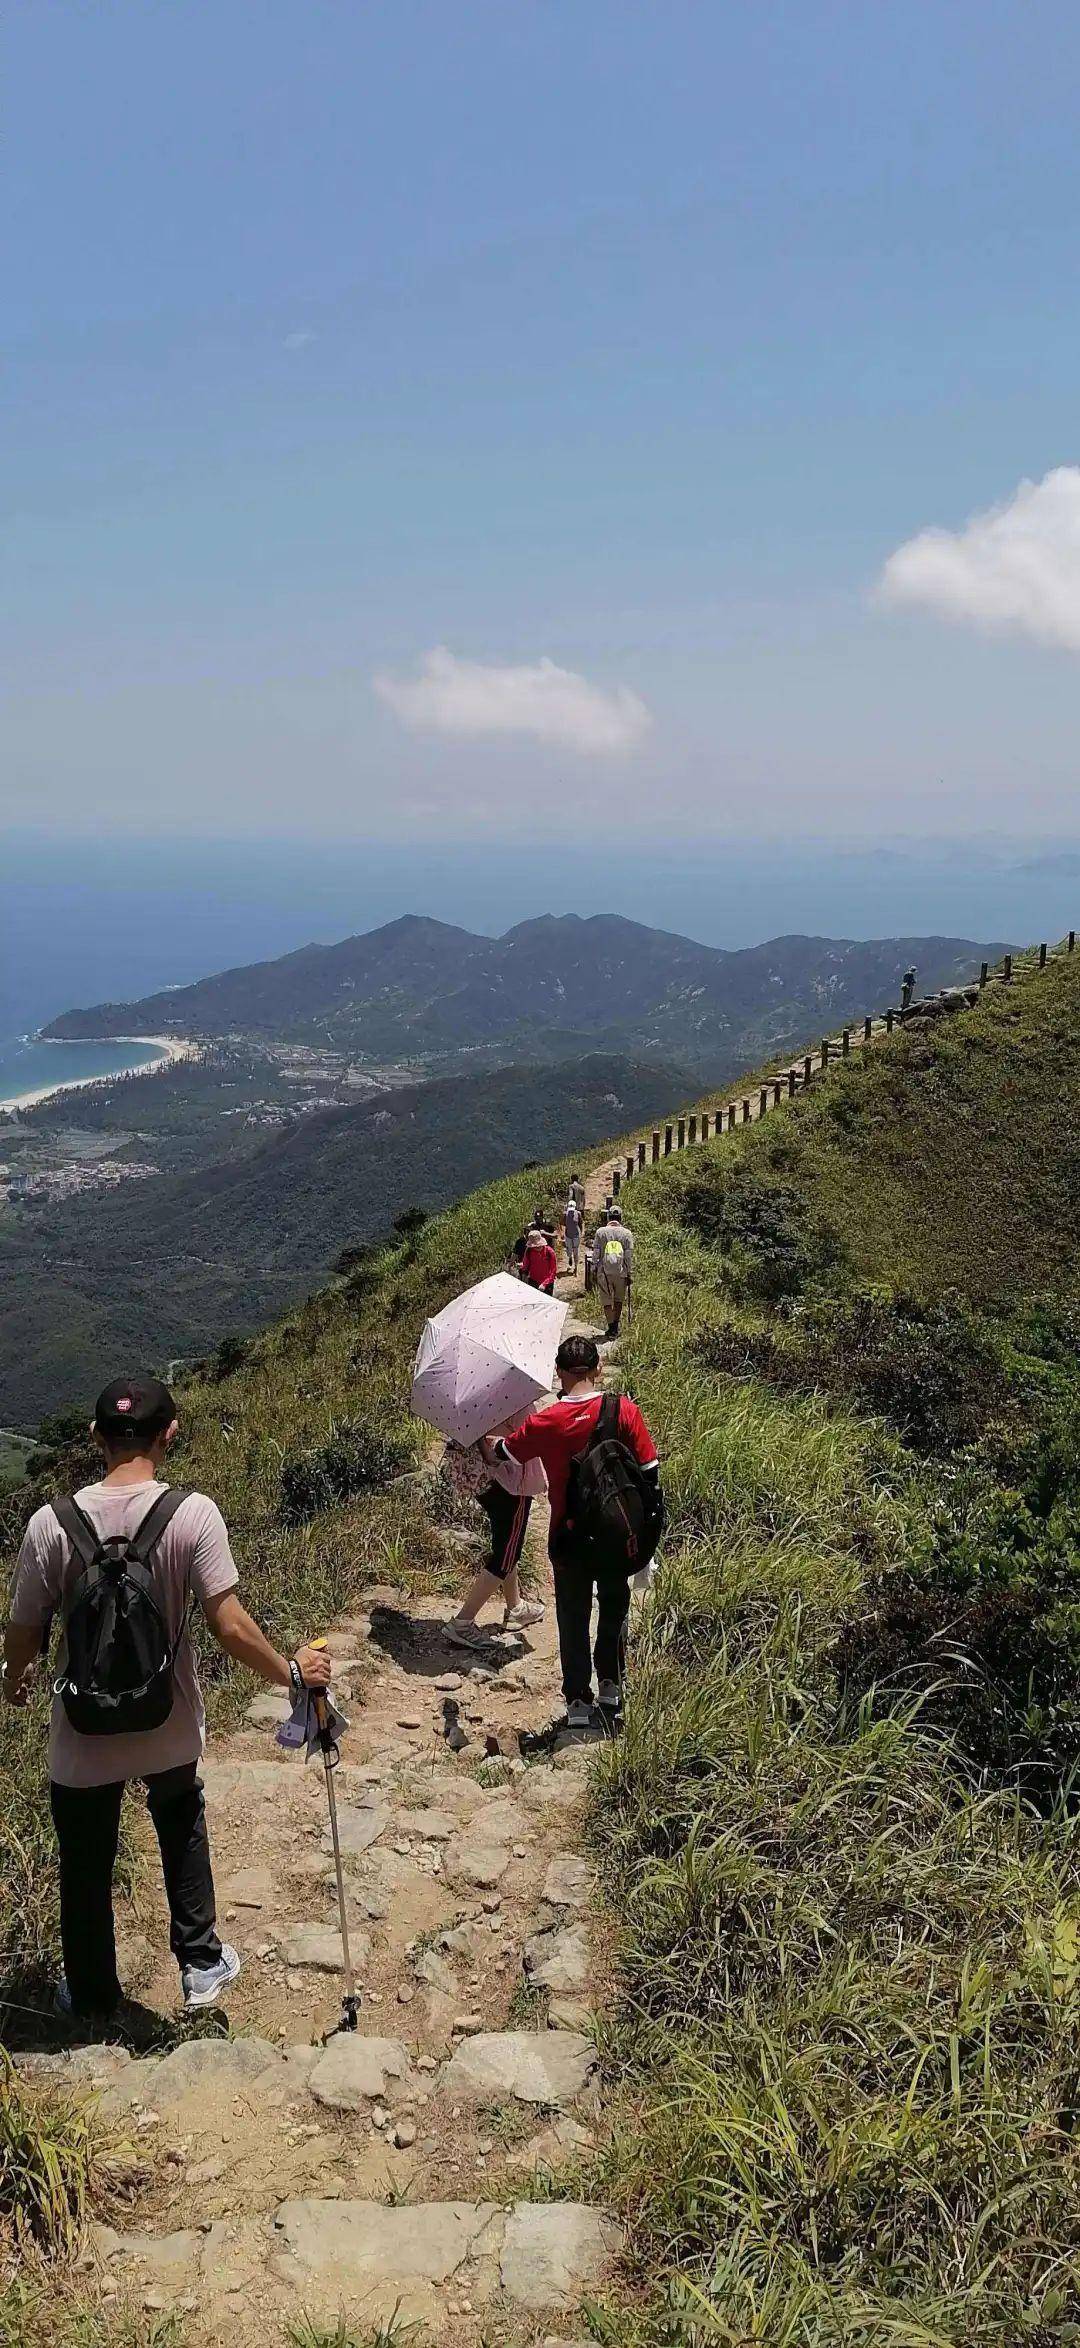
563, 1195, 582, 1275
592, 1210, 634, 1339
3, 1375, 332, 2020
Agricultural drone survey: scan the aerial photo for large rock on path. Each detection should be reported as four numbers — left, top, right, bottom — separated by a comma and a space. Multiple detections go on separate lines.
500, 2203, 619, 2310
439, 2030, 595, 2105
308, 2036, 416, 2112
272, 2198, 503, 2293
524, 1923, 590, 1993
282, 1924, 371, 1973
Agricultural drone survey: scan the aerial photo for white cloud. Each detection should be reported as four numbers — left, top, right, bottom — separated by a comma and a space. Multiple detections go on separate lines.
372, 647, 652, 755
283, 329, 316, 350
878, 466, 1080, 652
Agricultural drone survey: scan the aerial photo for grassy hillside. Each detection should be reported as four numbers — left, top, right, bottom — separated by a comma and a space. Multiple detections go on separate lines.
4, 949, 1080, 2344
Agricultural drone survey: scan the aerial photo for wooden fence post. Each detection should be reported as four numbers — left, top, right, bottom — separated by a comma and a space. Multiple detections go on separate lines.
1039, 942, 1048, 968
612, 1168, 621, 1197
803, 1055, 812, 1086
638, 1140, 647, 1169
864, 1015, 872, 1041
664, 1125, 673, 1155
788, 1068, 797, 1098
979, 962, 988, 988
759, 1086, 769, 1118
677, 1117, 686, 1149
885, 1008, 895, 1033
821, 1038, 830, 1066
1069, 932, 1076, 954
727, 1103, 736, 1130
772, 1079, 782, 1106
652, 1131, 660, 1163
688, 1114, 697, 1143
742, 1098, 751, 1123
1003, 954, 1013, 983
626, 1154, 635, 1183
842, 1029, 850, 1057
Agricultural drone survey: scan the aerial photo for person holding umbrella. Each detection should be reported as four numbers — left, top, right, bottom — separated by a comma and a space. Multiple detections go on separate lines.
444, 1429, 547, 1650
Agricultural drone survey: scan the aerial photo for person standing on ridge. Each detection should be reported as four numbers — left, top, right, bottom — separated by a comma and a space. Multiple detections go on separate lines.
563, 1194, 582, 1276
484, 1332, 661, 1734
901, 965, 917, 1013
3, 1376, 332, 2020
592, 1208, 634, 1339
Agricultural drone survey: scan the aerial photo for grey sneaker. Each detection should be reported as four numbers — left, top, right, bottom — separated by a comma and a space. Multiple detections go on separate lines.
566, 1698, 594, 1730
447, 1619, 495, 1651
597, 1678, 622, 1710
182, 1943, 241, 2010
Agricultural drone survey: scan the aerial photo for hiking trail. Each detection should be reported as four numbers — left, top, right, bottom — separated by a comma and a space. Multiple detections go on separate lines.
17, 1273, 616, 2348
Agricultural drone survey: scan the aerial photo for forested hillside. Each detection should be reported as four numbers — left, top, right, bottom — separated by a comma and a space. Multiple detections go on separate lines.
0, 1054, 682, 1430
44, 910, 1003, 1081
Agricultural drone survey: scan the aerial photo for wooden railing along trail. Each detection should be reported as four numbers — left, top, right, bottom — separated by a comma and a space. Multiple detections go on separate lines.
593, 930, 1078, 1212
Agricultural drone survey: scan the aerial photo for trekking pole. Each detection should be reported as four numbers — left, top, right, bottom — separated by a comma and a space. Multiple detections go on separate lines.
313, 1686, 359, 2035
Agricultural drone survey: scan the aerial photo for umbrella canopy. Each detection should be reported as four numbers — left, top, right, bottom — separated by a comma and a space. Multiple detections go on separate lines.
411, 1272, 566, 1445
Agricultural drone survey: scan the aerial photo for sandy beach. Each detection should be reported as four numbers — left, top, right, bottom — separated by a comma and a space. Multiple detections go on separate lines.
0, 1035, 196, 1114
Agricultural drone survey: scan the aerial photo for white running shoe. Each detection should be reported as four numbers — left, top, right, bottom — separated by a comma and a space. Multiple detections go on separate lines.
182, 1943, 241, 2010
503, 1601, 545, 1631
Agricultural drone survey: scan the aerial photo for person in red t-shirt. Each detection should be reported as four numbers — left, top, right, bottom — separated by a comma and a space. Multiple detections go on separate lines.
520, 1229, 558, 1295
486, 1332, 660, 1730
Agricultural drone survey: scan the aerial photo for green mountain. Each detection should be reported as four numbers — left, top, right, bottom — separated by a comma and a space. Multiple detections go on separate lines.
0, 1053, 684, 1430
42, 910, 1005, 1081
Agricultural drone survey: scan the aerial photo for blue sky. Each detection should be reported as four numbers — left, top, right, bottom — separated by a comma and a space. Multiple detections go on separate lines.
8, 0, 1080, 845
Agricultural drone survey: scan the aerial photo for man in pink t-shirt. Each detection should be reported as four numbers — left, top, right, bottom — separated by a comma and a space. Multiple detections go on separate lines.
4, 1375, 332, 2019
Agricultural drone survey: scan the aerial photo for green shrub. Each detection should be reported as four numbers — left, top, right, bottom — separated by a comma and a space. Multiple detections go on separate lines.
279, 1417, 412, 1525
677, 1154, 841, 1300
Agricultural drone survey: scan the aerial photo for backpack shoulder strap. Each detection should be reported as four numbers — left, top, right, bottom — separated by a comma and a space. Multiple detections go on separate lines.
51, 1495, 105, 1571
125, 1487, 192, 1566
592, 1393, 622, 1446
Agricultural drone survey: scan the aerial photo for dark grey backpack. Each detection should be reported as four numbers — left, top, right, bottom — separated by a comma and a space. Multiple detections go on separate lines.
52, 1490, 191, 1737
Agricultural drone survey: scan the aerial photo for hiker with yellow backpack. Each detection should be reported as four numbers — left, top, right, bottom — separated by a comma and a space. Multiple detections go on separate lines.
592, 1208, 634, 1340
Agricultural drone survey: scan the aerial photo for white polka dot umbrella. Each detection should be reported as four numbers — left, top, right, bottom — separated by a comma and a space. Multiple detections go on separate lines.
411, 1272, 567, 1444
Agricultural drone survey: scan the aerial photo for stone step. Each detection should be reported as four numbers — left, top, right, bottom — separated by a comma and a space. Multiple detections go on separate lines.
95, 2197, 618, 2325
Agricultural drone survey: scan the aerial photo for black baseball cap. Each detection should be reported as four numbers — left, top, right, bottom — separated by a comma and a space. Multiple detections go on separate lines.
93, 1376, 177, 1445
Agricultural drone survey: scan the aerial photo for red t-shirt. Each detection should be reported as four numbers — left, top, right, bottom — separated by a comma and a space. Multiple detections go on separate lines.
500, 1390, 658, 1529
521, 1242, 557, 1288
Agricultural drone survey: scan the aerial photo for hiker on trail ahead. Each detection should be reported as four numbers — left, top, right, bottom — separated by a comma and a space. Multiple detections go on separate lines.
563, 1195, 582, 1275
520, 1226, 558, 1294
901, 965, 917, 1012
569, 1173, 585, 1217
443, 1433, 547, 1652
592, 1209, 634, 1339
3, 1377, 332, 2021
484, 1332, 661, 1736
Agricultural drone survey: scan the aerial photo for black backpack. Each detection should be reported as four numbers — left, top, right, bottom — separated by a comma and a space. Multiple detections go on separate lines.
52, 1489, 192, 1737
562, 1394, 664, 1573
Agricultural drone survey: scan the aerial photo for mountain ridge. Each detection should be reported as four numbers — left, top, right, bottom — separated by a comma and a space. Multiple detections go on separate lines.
42, 912, 1009, 1080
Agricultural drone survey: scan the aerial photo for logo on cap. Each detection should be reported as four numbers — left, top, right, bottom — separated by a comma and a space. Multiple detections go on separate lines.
116, 1396, 133, 1413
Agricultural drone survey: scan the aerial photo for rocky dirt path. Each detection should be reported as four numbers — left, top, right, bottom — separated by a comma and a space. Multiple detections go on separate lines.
20, 1293, 615, 2348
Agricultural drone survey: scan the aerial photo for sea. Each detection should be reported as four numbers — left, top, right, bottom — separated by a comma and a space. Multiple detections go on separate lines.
0, 1035, 169, 1110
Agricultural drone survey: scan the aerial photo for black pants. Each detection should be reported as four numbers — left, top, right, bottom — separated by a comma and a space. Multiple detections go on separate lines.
479, 1482, 532, 1583
552, 1538, 632, 1705
50, 1762, 221, 2014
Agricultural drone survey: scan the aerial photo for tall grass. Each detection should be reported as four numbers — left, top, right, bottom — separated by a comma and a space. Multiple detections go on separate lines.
585, 1160, 1080, 2345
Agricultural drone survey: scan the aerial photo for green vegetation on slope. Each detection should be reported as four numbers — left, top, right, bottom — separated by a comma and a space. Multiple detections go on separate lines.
584, 950, 1080, 2343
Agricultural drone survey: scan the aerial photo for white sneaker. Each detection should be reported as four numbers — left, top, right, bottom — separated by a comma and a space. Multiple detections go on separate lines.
182, 1943, 241, 2009
504, 1601, 545, 1630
